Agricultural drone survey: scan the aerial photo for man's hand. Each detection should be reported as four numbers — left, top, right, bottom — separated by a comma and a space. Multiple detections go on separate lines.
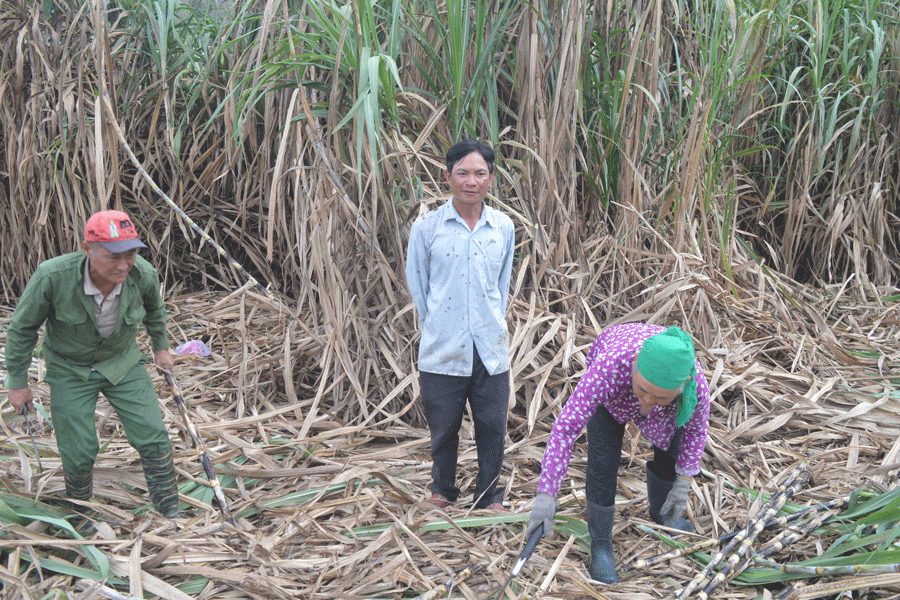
527, 492, 557, 539
154, 349, 175, 374
8, 388, 34, 415
659, 476, 691, 526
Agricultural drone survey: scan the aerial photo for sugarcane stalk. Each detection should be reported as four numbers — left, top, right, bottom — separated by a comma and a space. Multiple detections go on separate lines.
775, 573, 900, 600
718, 496, 849, 544
674, 465, 806, 600
739, 502, 835, 572
729, 504, 840, 580
621, 537, 720, 572
97, 93, 292, 320
409, 564, 482, 600
753, 556, 900, 576
760, 509, 837, 560
694, 470, 812, 600
160, 369, 236, 526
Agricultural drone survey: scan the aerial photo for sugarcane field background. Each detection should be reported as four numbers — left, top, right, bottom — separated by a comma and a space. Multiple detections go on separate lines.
1, 0, 900, 598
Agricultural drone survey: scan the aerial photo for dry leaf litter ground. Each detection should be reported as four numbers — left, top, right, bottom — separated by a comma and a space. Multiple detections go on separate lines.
1, 249, 899, 600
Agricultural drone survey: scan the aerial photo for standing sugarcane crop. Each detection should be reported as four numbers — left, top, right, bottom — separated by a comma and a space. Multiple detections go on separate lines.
527, 324, 711, 583
4, 210, 180, 518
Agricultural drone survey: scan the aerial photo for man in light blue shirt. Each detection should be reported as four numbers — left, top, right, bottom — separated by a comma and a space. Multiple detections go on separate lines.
406, 140, 515, 510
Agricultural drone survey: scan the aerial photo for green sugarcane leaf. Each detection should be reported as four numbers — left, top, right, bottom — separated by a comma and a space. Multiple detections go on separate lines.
178, 576, 210, 595
799, 549, 900, 568
18, 512, 112, 579
351, 513, 529, 539
843, 485, 900, 518
0, 497, 27, 525
20, 553, 106, 581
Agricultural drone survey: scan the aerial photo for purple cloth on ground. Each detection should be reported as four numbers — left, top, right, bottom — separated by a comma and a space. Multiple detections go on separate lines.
175, 340, 211, 357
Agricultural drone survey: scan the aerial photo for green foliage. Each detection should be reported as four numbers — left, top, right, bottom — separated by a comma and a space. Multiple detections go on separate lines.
576, 0, 899, 282
0, 494, 110, 580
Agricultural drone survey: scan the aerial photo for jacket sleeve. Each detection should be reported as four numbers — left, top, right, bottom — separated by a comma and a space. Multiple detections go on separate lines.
536, 358, 607, 496
4, 269, 51, 389
139, 262, 169, 353
675, 366, 711, 477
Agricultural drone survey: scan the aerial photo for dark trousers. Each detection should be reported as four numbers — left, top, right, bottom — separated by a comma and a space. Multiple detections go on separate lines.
585, 405, 683, 506
419, 347, 509, 508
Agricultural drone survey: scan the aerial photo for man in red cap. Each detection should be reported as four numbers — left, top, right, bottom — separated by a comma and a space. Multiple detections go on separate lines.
5, 210, 180, 518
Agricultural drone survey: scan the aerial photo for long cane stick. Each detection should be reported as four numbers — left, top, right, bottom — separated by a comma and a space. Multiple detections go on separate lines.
160, 369, 236, 526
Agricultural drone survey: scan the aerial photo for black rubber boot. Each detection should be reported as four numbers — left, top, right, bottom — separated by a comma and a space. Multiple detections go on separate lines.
64, 470, 93, 502
646, 461, 694, 532
587, 500, 618, 584
140, 451, 180, 517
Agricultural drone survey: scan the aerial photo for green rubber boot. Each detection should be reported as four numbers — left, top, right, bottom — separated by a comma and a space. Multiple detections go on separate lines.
646, 461, 694, 532
587, 500, 618, 584
63, 470, 97, 534
140, 451, 180, 517
64, 470, 93, 502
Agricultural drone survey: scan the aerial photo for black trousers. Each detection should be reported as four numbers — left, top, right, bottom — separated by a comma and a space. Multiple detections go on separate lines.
585, 405, 683, 506
419, 347, 509, 508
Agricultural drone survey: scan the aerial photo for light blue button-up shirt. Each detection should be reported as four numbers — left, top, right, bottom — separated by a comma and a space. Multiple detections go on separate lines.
406, 199, 515, 376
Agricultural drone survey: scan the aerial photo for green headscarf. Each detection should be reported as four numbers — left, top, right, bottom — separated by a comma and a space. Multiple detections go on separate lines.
636, 326, 698, 427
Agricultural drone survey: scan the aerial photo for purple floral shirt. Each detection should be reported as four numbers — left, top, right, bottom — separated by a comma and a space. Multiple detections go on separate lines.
537, 323, 711, 497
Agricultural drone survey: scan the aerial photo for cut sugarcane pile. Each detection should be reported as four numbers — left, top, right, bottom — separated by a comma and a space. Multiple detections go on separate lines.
1, 256, 899, 599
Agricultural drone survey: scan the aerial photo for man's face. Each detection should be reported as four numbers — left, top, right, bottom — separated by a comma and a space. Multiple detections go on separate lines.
445, 151, 494, 209
82, 242, 137, 289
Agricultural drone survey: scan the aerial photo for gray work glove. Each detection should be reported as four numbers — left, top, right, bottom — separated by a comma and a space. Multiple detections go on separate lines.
527, 492, 557, 539
659, 476, 692, 526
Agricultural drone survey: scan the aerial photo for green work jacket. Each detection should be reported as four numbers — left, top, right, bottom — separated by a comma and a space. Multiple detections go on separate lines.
4, 252, 169, 389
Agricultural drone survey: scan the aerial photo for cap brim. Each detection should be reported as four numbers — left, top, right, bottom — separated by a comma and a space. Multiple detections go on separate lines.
99, 238, 147, 253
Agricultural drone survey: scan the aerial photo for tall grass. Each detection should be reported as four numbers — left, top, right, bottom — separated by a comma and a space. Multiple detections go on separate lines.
2, 0, 897, 295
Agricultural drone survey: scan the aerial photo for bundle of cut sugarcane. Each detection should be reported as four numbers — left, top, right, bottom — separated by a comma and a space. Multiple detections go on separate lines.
619, 464, 874, 599
643, 475, 900, 600
685, 468, 814, 600
620, 493, 850, 575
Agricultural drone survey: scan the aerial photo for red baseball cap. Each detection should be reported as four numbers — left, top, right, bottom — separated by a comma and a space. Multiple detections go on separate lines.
84, 210, 148, 253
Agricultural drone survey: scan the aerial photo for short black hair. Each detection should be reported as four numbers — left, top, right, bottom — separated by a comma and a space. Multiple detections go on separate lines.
446, 139, 495, 175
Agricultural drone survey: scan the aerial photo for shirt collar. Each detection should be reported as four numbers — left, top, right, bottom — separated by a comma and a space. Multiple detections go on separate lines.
444, 197, 495, 228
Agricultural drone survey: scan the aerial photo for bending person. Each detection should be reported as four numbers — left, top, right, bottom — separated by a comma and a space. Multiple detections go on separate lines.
5, 210, 179, 517
527, 323, 710, 583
